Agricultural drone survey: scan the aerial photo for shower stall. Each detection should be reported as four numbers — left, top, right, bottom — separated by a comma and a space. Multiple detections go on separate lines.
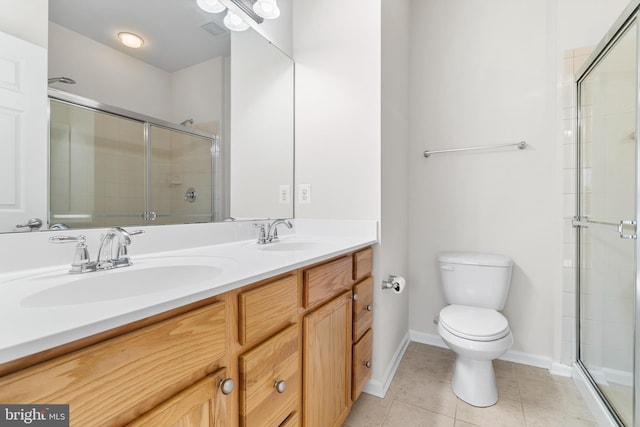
574, 1, 640, 425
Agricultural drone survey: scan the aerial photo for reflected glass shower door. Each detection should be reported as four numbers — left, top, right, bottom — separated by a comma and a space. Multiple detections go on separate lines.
577, 19, 638, 427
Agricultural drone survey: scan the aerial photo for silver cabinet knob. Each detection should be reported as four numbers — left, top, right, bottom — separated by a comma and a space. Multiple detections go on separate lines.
364, 361, 371, 368
365, 304, 373, 312
274, 380, 287, 393
353, 293, 359, 301
219, 378, 234, 395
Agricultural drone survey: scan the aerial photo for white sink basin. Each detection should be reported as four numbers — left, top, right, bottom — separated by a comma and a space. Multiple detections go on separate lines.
17, 257, 231, 307
259, 241, 323, 252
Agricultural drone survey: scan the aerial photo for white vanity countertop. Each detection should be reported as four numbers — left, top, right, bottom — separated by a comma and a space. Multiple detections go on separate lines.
0, 219, 377, 365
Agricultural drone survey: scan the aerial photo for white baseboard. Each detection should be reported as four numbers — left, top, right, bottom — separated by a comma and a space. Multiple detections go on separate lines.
409, 330, 572, 377
572, 364, 618, 427
362, 331, 411, 398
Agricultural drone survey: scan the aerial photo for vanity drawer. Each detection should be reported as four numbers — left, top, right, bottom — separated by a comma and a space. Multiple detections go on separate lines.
353, 247, 373, 282
0, 302, 226, 426
239, 324, 299, 427
353, 277, 373, 342
352, 328, 373, 402
239, 274, 298, 346
303, 255, 353, 308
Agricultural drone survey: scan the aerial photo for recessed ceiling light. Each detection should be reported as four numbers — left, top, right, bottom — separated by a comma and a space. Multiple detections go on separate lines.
118, 32, 144, 48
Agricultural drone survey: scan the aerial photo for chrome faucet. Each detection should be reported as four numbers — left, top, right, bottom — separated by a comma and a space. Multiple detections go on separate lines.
256, 219, 293, 244
96, 227, 144, 269
50, 227, 144, 273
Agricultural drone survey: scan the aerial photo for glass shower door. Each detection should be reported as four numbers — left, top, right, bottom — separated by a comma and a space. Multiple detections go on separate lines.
576, 19, 638, 427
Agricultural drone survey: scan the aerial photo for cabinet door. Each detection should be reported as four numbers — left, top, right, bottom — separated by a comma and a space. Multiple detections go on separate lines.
127, 368, 229, 427
239, 324, 299, 427
303, 291, 352, 427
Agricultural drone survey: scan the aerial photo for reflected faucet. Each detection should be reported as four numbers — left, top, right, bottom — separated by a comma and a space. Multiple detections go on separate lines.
96, 227, 144, 270
180, 118, 194, 126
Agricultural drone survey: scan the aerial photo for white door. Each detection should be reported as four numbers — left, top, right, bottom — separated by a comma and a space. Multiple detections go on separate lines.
0, 31, 47, 232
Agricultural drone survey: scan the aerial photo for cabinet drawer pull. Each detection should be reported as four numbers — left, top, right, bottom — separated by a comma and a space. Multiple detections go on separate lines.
364, 361, 371, 368
274, 380, 287, 393
365, 304, 372, 312
353, 293, 359, 301
219, 378, 235, 395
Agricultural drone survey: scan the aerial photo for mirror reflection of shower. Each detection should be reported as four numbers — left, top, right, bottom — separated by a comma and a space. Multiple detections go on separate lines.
48, 77, 76, 85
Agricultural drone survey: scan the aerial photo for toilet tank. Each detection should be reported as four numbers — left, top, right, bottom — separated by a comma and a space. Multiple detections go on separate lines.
438, 252, 513, 310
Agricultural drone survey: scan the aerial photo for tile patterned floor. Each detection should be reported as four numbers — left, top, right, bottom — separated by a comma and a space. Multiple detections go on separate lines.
343, 342, 598, 427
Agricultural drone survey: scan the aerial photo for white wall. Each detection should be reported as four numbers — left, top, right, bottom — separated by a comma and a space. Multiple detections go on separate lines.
371, 0, 412, 394
0, 0, 47, 48
407, 0, 560, 360
293, 0, 381, 221
170, 57, 225, 128
230, 29, 294, 219
48, 22, 172, 121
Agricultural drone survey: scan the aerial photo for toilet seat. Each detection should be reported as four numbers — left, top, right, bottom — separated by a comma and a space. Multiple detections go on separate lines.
439, 304, 509, 342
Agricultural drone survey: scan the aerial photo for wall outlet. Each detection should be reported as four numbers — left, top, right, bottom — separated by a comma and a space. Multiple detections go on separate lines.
299, 184, 311, 204
279, 185, 290, 204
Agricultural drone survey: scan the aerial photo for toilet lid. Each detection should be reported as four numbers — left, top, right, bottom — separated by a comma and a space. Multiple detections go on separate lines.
439, 304, 510, 342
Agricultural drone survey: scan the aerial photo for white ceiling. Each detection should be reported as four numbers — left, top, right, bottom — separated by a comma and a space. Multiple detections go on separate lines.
49, 0, 231, 73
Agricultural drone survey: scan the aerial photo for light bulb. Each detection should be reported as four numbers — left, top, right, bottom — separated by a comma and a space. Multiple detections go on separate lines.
253, 0, 280, 19
223, 10, 249, 31
118, 32, 144, 48
196, 0, 225, 14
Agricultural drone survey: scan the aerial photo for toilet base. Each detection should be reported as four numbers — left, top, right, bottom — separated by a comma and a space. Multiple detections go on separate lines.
451, 355, 498, 407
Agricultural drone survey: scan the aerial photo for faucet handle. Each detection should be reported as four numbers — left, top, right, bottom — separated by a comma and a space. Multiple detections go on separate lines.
253, 223, 268, 244
113, 228, 144, 266
49, 235, 95, 273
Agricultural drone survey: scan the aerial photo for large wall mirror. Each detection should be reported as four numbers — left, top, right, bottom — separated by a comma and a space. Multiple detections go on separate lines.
1, 0, 294, 233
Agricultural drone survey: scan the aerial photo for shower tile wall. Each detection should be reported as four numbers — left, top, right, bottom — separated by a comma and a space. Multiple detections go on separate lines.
562, 46, 592, 366
150, 126, 214, 225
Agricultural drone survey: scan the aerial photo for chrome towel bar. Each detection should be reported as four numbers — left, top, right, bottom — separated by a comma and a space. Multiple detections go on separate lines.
423, 141, 527, 158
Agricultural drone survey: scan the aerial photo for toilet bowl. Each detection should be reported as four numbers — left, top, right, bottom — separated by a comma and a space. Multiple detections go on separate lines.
437, 304, 513, 407
436, 252, 514, 407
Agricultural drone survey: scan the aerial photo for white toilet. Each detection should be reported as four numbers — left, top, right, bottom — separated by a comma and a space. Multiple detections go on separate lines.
436, 251, 514, 407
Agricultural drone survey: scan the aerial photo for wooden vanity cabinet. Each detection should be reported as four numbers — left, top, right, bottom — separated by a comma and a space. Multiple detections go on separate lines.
0, 245, 374, 427
0, 301, 228, 426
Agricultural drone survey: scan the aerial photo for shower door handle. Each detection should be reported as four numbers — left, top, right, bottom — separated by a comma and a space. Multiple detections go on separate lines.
618, 220, 637, 239
572, 217, 637, 239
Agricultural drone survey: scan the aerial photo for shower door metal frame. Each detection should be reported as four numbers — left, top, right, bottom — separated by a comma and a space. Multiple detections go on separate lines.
48, 89, 217, 225
574, 2, 640, 425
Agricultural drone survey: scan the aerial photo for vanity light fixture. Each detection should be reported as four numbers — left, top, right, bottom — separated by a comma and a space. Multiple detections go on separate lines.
196, 0, 275, 32
253, 0, 280, 19
196, 0, 226, 14
118, 32, 144, 48
223, 10, 250, 31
